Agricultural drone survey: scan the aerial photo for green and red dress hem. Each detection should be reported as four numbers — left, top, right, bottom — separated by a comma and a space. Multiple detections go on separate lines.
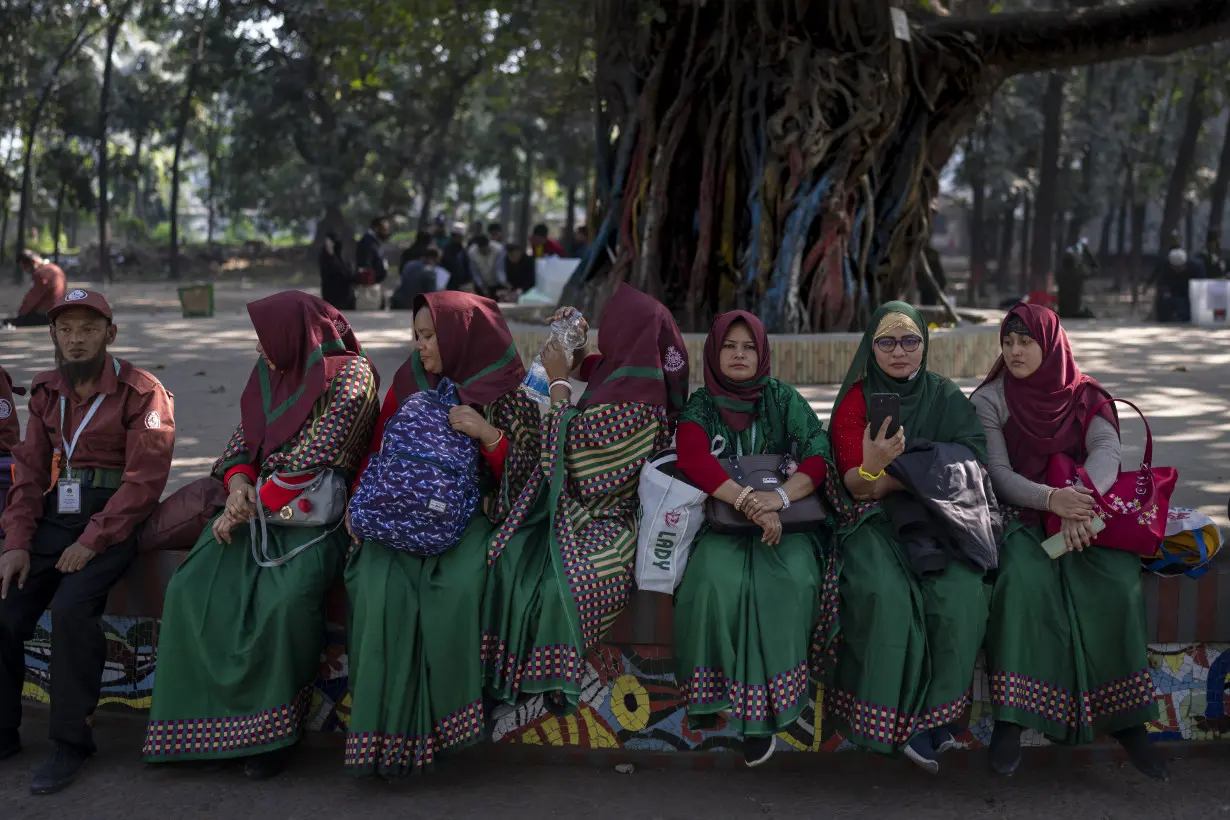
344, 699, 484, 776
141, 685, 313, 762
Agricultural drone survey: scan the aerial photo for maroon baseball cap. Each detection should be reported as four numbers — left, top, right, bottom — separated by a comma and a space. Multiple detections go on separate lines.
47, 289, 114, 322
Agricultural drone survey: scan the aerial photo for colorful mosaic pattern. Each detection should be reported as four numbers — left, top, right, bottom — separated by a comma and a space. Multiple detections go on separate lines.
21, 619, 1230, 752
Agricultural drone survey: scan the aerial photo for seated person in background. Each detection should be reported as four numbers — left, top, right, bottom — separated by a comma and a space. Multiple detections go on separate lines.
398, 231, 432, 273
4, 250, 67, 329
468, 235, 507, 298
672, 311, 838, 768
826, 302, 992, 775
0, 289, 174, 796
143, 292, 379, 780
972, 304, 1164, 780
529, 223, 565, 258
502, 244, 536, 296
355, 216, 391, 286
391, 247, 449, 310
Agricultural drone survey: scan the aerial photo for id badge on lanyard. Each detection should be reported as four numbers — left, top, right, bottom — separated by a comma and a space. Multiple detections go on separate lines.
54, 391, 107, 515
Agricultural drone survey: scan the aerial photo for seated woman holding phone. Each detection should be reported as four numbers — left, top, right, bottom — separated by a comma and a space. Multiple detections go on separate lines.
827, 302, 994, 775
672, 311, 838, 768
970, 303, 1163, 780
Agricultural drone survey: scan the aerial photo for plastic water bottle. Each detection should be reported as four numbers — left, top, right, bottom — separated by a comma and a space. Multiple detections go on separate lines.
522, 311, 587, 409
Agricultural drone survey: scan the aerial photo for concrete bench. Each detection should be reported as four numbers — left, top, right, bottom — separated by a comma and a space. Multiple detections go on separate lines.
18, 551, 1230, 756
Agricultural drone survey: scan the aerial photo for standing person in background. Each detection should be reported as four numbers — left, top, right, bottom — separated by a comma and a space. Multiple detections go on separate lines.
319, 233, 356, 311
487, 222, 505, 246
1200, 228, 1226, 278
442, 222, 475, 292
3, 250, 67, 329
0, 366, 21, 525
391, 247, 449, 311
0, 290, 175, 795
355, 217, 391, 288
468, 235, 506, 298
502, 244, 536, 297
466, 221, 485, 248
431, 215, 449, 250
529, 224, 565, 258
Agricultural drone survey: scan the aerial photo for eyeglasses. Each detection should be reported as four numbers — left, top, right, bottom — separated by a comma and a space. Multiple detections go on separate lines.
873, 335, 922, 353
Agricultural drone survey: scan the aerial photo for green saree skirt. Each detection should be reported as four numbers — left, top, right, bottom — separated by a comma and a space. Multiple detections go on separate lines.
674, 530, 825, 738
343, 517, 492, 776
143, 515, 344, 761
986, 522, 1157, 743
829, 513, 988, 755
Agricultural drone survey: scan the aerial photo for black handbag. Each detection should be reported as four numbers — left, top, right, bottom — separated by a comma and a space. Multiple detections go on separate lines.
704, 451, 828, 535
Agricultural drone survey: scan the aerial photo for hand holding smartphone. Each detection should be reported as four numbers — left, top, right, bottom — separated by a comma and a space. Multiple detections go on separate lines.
868, 393, 901, 440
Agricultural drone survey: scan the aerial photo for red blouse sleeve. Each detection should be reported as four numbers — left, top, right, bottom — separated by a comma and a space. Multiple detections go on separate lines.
675, 421, 730, 495
352, 387, 401, 493
578, 354, 602, 383
831, 382, 866, 477
797, 456, 827, 487
480, 435, 510, 483
222, 464, 257, 492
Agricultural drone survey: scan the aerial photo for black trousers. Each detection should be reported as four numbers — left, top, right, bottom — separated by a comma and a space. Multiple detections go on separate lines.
0, 486, 136, 752
3, 312, 50, 327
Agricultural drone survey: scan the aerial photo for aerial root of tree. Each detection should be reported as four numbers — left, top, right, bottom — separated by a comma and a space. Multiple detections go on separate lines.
568, 0, 1230, 333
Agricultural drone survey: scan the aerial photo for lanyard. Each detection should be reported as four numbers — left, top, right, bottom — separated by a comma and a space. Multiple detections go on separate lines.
736, 423, 757, 457
59, 358, 120, 469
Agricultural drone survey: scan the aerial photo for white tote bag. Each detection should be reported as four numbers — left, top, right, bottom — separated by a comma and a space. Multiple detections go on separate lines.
634, 437, 724, 594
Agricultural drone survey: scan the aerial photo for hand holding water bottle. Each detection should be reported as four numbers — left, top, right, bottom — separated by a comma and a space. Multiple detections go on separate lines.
521, 306, 588, 409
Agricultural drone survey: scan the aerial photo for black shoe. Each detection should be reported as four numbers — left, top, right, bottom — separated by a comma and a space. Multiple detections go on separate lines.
742, 735, 776, 768
989, 721, 1023, 776
242, 747, 292, 781
1113, 725, 1169, 781
904, 732, 939, 774
0, 729, 20, 762
29, 744, 90, 795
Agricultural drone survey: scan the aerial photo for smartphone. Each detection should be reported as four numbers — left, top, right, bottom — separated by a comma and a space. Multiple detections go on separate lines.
868, 393, 901, 440
1040, 516, 1107, 559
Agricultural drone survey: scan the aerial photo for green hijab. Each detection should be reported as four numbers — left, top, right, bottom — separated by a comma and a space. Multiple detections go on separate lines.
830, 301, 987, 463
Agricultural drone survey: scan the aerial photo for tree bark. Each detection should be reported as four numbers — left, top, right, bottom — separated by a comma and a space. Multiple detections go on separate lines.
53, 181, 67, 260
1208, 119, 1230, 241
13, 14, 96, 282
565, 182, 578, 249
170, 26, 207, 280
130, 130, 144, 221
517, 154, 534, 247
97, 5, 127, 283
1158, 73, 1206, 251
1019, 195, 1032, 294
997, 196, 1017, 293
1030, 71, 1065, 292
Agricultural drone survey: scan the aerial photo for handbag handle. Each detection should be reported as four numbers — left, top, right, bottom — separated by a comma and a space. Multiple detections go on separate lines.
248, 476, 342, 568
1074, 397, 1156, 515
1082, 397, 1153, 470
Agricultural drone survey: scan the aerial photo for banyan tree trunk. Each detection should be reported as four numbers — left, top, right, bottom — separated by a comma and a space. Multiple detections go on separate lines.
566, 0, 1230, 332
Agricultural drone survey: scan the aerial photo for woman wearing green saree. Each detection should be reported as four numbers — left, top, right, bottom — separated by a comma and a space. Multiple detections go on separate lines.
672, 311, 838, 767
481, 284, 688, 714
344, 292, 541, 777
972, 303, 1163, 779
826, 302, 990, 774
143, 292, 380, 779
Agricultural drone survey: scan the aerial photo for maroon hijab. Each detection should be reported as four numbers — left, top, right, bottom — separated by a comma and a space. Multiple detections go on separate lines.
976, 302, 1116, 482
390, 291, 525, 405
240, 291, 369, 457
580, 284, 689, 419
703, 311, 769, 433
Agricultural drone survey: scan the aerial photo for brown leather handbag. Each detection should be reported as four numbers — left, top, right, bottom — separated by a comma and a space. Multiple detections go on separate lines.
704, 454, 828, 535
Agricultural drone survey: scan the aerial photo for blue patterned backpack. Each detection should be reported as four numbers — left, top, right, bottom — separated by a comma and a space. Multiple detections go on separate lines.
349, 378, 480, 555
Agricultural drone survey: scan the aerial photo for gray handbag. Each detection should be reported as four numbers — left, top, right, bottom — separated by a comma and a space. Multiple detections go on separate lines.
248, 469, 349, 568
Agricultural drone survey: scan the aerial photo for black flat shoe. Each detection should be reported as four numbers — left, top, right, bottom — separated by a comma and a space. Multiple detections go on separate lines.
0, 729, 21, 762
242, 747, 293, 781
742, 735, 776, 768
1113, 725, 1169, 781
989, 721, 1022, 776
29, 744, 90, 795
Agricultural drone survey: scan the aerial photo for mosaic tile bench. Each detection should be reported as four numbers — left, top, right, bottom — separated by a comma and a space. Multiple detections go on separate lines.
20, 551, 1230, 757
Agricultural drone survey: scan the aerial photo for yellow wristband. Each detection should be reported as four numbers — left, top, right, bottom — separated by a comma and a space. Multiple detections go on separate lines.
858, 465, 885, 482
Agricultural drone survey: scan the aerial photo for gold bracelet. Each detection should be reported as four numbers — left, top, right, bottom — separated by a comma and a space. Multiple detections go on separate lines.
858, 465, 885, 482
482, 430, 505, 451
734, 487, 754, 512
